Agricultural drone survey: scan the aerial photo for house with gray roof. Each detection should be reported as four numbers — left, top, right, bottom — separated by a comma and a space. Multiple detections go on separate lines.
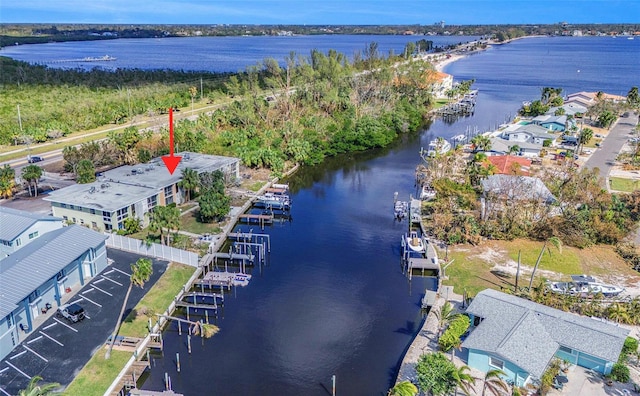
462, 289, 629, 387
532, 115, 569, 132
44, 152, 239, 232
502, 124, 556, 146
480, 174, 557, 221
489, 137, 543, 158
0, 225, 108, 361
0, 207, 64, 259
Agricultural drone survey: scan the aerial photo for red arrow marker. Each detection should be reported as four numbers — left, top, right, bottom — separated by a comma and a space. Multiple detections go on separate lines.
162, 107, 182, 175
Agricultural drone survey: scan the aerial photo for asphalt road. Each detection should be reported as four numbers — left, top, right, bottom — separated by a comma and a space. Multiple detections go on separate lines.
585, 113, 640, 188
0, 249, 169, 396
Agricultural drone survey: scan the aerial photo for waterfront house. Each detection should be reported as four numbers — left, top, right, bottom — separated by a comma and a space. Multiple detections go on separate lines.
0, 225, 108, 361
502, 124, 556, 146
488, 137, 542, 157
485, 155, 532, 176
531, 115, 568, 132
462, 289, 629, 387
480, 174, 556, 221
0, 207, 64, 259
45, 152, 239, 232
566, 91, 627, 108
424, 71, 453, 99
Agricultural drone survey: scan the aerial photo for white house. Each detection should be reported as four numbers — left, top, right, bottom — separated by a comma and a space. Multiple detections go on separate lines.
0, 207, 64, 259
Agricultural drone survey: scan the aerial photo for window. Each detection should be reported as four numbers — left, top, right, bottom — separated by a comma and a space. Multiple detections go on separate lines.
61, 203, 67, 209
72, 218, 77, 223
28, 290, 40, 303
63, 216, 68, 221
489, 357, 504, 370
69, 205, 75, 210
28, 231, 39, 239
105, 223, 112, 231
91, 221, 98, 229
147, 194, 158, 210
90, 209, 96, 215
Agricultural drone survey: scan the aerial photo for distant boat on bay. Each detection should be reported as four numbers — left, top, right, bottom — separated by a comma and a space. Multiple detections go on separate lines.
81, 55, 117, 62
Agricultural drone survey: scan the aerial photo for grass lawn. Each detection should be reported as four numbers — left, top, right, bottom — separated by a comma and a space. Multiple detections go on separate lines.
179, 210, 223, 235
442, 240, 633, 297
63, 350, 131, 396
610, 177, 640, 192
119, 263, 196, 337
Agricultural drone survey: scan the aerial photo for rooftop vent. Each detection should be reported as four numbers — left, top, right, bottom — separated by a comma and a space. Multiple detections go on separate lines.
131, 169, 137, 175
89, 187, 96, 194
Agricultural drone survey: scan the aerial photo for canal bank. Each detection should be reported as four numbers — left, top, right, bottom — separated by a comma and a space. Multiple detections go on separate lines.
104, 166, 299, 395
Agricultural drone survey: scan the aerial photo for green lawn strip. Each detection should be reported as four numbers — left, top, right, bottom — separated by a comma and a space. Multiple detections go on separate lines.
610, 177, 640, 193
179, 210, 222, 235
441, 250, 511, 297
119, 263, 196, 337
502, 240, 582, 276
62, 350, 131, 396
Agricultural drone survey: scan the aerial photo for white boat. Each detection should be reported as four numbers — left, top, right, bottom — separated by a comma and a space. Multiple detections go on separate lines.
394, 201, 408, 219
420, 184, 436, 200
452, 134, 466, 142
82, 55, 117, 62
255, 192, 291, 209
232, 273, 252, 287
546, 275, 625, 297
405, 231, 425, 253
426, 138, 452, 157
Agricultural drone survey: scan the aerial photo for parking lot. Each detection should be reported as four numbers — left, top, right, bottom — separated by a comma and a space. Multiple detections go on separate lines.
0, 249, 168, 395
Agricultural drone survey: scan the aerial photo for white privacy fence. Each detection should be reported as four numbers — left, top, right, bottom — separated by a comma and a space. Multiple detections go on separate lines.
105, 233, 199, 267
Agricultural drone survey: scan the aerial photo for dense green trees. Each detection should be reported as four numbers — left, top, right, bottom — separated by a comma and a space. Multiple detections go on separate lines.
198, 170, 230, 223
416, 352, 476, 396
0, 165, 16, 198
76, 159, 96, 184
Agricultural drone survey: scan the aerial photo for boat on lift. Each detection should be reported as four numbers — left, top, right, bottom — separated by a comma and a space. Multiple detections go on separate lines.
405, 231, 425, 253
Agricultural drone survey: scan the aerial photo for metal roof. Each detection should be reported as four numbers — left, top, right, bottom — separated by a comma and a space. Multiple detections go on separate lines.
481, 174, 556, 203
462, 289, 629, 379
0, 207, 62, 242
0, 225, 108, 319
44, 152, 239, 211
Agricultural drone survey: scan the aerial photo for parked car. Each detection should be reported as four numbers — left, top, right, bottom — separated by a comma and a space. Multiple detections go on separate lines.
27, 155, 43, 163
57, 303, 85, 323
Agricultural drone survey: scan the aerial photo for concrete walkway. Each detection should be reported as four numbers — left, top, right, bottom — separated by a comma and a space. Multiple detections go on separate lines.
395, 285, 465, 385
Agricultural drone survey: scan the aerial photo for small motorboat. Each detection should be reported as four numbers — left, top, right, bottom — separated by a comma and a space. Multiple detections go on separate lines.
420, 184, 436, 200
394, 201, 408, 219
406, 231, 425, 253
452, 134, 466, 142
255, 192, 291, 209
546, 275, 625, 297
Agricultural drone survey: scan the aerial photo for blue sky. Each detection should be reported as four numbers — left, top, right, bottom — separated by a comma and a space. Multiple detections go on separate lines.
2, 0, 639, 25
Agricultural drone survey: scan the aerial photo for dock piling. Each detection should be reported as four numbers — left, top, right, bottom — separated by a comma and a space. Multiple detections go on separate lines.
176, 353, 181, 372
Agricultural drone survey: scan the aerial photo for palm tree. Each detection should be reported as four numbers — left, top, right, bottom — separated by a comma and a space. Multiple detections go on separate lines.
607, 302, 630, 324
387, 380, 418, 396
191, 321, 220, 338
454, 365, 477, 396
18, 375, 60, 396
105, 258, 153, 359
482, 369, 509, 396
435, 301, 459, 336
508, 145, 520, 156
148, 205, 180, 245
21, 164, 43, 197
178, 167, 200, 202
528, 237, 562, 291
471, 135, 492, 152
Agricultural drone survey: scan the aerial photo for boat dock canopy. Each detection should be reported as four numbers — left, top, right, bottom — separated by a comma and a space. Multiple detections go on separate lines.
408, 257, 439, 271
422, 290, 438, 308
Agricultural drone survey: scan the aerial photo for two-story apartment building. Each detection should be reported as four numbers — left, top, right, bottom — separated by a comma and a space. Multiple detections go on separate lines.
45, 152, 240, 231
0, 207, 64, 259
0, 225, 108, 361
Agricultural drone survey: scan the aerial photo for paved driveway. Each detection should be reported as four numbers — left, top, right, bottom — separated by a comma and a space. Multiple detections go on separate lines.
585, 113, 640, 189
0, 249, 168, 395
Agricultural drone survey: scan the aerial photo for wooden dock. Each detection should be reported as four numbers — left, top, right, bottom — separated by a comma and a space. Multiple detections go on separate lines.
421, 290, 438, 309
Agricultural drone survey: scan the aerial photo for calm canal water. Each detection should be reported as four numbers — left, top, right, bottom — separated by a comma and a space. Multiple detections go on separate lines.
6, 35, 637, 395
137, 37, 638, 396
